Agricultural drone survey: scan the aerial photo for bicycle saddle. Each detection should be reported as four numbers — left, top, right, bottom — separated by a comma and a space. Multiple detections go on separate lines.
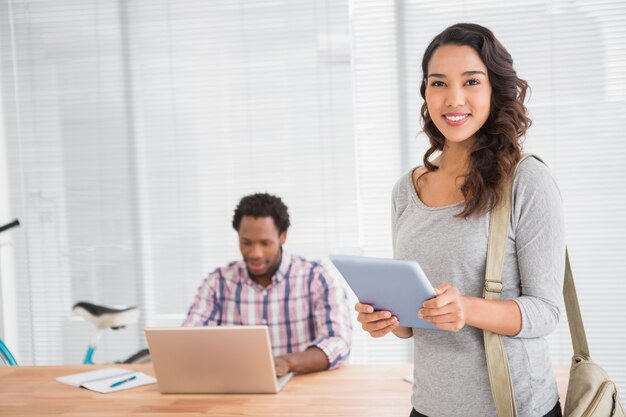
72, 302, 139, 330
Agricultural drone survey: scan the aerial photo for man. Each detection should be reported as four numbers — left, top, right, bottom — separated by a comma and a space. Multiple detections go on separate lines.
183, 193, 351, 376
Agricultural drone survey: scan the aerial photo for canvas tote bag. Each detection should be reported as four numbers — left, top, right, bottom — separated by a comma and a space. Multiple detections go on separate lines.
483, 154, 625, 417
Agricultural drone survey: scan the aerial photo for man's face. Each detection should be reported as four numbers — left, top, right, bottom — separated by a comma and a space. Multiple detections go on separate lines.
238, 216, 286, 280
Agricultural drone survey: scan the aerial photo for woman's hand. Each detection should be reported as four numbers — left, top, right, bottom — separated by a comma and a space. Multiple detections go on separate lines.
419, 284, 469, 331
354, 302, 400, 338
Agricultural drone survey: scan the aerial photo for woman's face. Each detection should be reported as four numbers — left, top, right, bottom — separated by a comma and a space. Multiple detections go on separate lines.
424, 44, 492, 145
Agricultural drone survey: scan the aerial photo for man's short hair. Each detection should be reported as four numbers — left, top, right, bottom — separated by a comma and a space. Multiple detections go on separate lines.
232, 193, 291, 234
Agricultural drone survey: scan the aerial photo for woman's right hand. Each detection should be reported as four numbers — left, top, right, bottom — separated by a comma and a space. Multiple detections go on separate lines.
355, 302, 402, 338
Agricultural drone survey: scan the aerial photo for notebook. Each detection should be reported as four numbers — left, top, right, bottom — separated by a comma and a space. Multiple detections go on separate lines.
56, 367, 156, 393
144, 326, 293, 394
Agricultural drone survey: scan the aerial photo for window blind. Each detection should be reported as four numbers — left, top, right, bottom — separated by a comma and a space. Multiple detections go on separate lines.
1, 0, 377, 364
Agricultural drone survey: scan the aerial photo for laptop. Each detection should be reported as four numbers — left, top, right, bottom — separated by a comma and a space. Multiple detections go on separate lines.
144, 326, 293, 394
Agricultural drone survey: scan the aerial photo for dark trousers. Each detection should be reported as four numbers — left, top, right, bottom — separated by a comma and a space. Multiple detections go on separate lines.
410, 401, 562, 417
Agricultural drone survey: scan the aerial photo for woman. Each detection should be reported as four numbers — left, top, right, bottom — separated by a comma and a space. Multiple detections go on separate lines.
355, 23, 565, 417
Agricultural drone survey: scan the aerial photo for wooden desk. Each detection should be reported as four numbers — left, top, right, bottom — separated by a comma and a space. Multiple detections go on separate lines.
0, 364, 569, 416
0, 364, 413, 416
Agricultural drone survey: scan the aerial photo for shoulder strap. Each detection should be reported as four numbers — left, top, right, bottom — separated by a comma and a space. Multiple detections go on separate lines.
485, 154, 590, 417
563, 249, 590, 357
482, 155, 528, 417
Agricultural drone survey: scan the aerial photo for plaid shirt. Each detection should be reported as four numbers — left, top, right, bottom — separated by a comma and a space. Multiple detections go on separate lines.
183, 252, 352, 369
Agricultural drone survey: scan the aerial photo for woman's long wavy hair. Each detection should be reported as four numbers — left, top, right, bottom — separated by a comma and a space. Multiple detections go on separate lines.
419, 23, 531, 218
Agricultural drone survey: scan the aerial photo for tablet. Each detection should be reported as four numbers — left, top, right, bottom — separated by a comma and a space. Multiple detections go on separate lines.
329, 254, 438, 329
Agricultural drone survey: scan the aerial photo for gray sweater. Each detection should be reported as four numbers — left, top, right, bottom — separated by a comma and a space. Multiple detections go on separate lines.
392, 157, 565, 417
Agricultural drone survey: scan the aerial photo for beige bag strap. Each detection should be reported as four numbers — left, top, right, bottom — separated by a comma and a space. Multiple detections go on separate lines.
485, 154, 591, 417
563, 249, 590, 357
483, 163, 517, 417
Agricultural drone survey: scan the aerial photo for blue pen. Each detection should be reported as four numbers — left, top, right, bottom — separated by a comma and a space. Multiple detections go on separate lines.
109, 374, 137, 388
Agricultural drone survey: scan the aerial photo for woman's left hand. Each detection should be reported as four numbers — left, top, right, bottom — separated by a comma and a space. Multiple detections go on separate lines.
419, 284, 469, 331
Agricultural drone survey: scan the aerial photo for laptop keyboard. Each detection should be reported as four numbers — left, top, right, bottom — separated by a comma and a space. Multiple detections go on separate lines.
276, 372, 294, 390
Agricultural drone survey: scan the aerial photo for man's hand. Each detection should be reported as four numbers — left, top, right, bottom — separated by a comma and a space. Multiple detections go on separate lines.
274, 355, 291, 377
273, 347, 329, 376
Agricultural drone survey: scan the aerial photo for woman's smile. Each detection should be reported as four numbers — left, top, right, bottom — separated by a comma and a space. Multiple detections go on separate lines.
443, 112, 470, 126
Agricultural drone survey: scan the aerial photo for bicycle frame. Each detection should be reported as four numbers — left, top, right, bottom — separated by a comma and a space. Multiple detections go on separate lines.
0, 219, 20, 367
82, 329, 103, 365
0, 339, 18, 366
